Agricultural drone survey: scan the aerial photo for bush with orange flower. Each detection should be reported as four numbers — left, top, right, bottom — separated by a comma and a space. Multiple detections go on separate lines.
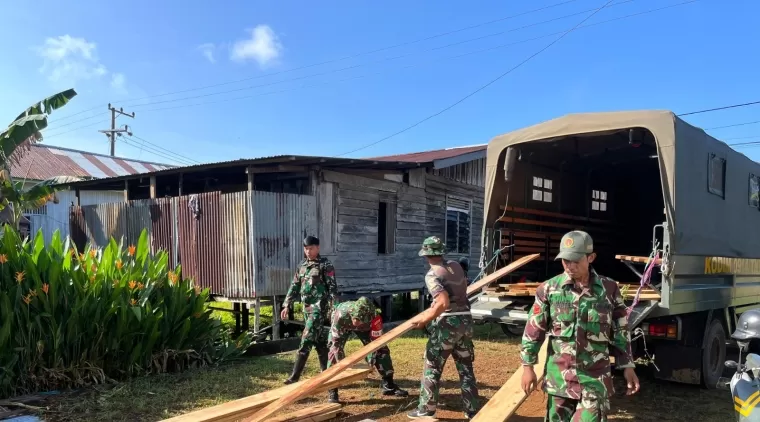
0, 227, 252, 398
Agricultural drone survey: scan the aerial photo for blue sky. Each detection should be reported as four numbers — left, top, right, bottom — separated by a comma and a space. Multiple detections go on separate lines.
1, 0, 758, 166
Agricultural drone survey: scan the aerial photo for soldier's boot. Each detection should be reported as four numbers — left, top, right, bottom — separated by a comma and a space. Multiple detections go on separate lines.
316, 347, 329, 372
284, 352, 308, 385
407, 409, 435, 419
327, 389, 340, 404
381, 374, 408, 397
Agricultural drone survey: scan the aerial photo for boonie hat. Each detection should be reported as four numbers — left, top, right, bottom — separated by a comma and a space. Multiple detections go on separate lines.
555, 230, 593, 262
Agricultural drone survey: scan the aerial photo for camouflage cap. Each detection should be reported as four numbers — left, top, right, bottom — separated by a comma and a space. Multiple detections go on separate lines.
419, 236, 446, 257
351, 296, 376, 324
554, 230, 594, 262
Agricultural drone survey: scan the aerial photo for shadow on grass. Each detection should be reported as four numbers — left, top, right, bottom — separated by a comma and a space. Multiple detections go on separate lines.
44, 355, 295, 422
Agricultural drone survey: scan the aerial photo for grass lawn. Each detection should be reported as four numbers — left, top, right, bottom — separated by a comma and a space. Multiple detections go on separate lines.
41, 324, 734, 422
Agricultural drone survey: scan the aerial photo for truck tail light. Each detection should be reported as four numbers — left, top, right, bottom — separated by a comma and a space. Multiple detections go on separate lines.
642, 322, 678, 339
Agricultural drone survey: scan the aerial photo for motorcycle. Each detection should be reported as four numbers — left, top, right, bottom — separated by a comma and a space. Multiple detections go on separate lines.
719, 341, 760, 421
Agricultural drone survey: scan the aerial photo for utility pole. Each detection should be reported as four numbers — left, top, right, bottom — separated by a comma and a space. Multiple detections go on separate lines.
99, 103, 135, 156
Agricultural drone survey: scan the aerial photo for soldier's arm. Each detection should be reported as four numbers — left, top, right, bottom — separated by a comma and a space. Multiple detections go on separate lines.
283, 268, 301, 309
520, 282, 549, 366
323, 259, 338, 306
609, 281, 635, 368
413, 273, 450, 325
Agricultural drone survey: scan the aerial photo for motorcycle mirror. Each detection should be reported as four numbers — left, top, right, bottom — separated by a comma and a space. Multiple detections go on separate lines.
725, 360, 738, 369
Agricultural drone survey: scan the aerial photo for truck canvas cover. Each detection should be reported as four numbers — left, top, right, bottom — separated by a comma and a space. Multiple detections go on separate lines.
484, 110, 760, 258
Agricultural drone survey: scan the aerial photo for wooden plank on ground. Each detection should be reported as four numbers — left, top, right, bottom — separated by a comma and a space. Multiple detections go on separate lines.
242, 254, 541, 422
471, 339, 550, 422
160, 368, 370, 422
267, 403, 341, 422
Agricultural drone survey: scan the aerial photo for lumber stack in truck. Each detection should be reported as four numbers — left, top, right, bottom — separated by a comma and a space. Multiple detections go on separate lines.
471, 339, 549, 421
483, 281, 661, 301
242, 254, 541, 422
159, 367, 370, 422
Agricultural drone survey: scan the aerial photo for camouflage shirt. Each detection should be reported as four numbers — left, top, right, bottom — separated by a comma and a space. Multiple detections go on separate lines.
283, 256, 338, 313
331, 299, 378, 333
520, 270, 634, 400
425, 262, 470, 314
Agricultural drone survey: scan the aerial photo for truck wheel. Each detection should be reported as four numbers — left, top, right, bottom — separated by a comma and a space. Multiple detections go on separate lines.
702, 319, 726, 389
500, 324, 524, 337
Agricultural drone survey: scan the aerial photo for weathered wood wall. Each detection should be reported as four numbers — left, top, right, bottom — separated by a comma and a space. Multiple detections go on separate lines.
318, 164, 484, 294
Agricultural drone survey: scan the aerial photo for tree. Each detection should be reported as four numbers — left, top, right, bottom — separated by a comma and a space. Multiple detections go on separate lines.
0, 89, 77, 229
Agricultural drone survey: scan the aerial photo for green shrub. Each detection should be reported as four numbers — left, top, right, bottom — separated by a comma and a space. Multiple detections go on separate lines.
0, 227, 252, 398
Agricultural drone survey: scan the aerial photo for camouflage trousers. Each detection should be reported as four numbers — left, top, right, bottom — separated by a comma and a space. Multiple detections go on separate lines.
546, 394, 607, 422
326, 328, 394, 377
298, 310, 329, 357
417, 314, 479, 414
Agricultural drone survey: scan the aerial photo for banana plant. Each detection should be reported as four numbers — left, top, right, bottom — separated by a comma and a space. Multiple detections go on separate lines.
0, 89, 76, 229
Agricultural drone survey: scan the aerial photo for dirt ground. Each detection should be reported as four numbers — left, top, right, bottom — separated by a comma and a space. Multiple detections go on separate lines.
41, 325, 734, 422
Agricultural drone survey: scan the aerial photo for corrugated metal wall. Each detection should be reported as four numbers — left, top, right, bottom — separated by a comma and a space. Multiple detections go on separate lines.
252, 191, 317, 297
28, 190, 123, 243
432, 157, 486, 187
69, 191, 316, 299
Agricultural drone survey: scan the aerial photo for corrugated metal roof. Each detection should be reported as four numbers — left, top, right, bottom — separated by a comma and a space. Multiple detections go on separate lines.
366, 144, 487, 163
10, 144, 173, 181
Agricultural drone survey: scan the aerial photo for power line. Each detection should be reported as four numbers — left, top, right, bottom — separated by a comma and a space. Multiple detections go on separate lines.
335, 0, 619, 157
677, 100, 760, 117
123, 0, 637, 111
121, 136, 197, 166
42, 119, 110, 140
51, 0, 587, 123
706, 120, 760, 130
132, 0, 695, 114
129, 134, 201, 164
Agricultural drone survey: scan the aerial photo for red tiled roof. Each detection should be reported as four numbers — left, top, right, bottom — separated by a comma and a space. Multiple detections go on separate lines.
367, 144, 486, 163
10, 144, 174, 181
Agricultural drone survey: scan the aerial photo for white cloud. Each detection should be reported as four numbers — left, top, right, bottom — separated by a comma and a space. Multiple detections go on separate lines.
36, 35, 108, 83
198, 43, 216, 63
35, 34, 128, 94
111, 72, 127, 94
230, 25, 282, 66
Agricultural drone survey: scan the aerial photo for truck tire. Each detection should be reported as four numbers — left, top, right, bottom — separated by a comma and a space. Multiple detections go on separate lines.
702, 319, 726, 389
500, 323, 524, 338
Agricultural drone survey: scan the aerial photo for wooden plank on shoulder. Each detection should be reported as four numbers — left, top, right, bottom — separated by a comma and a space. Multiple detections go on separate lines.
242, 254, 540, 422
471, 339, 549, 421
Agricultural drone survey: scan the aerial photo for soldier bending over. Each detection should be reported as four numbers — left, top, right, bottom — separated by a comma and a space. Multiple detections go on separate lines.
324, 296, 408, 403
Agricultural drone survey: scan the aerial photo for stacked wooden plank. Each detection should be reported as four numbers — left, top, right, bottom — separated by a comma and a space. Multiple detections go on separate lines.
268, 403, 342, 422
159, 368, 370, 422
483, 281, 661, 301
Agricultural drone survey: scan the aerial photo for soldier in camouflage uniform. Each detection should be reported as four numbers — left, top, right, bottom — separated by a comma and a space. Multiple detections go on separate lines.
281, 235, 338, 385
324, 296, 408, 403
408, 236, 480, 420
520, 230, 641, 422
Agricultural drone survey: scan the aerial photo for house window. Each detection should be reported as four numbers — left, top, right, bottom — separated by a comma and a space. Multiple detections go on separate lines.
750, 174, 759, 208
446, 196, 471, 254
708, 153, 726, 198
531, 177, 553, 203
377, 201, 396, 254
591, 190, 608, 212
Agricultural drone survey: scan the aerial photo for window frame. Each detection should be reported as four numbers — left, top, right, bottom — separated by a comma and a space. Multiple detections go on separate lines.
445, 196, 472, 255
707, 153, 726, 199
591, 189, 608, 212
749, 173, 759, 208
531, 176, 553, 203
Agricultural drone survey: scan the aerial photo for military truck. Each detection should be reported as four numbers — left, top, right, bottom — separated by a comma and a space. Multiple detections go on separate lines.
472, 110, 760, 388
